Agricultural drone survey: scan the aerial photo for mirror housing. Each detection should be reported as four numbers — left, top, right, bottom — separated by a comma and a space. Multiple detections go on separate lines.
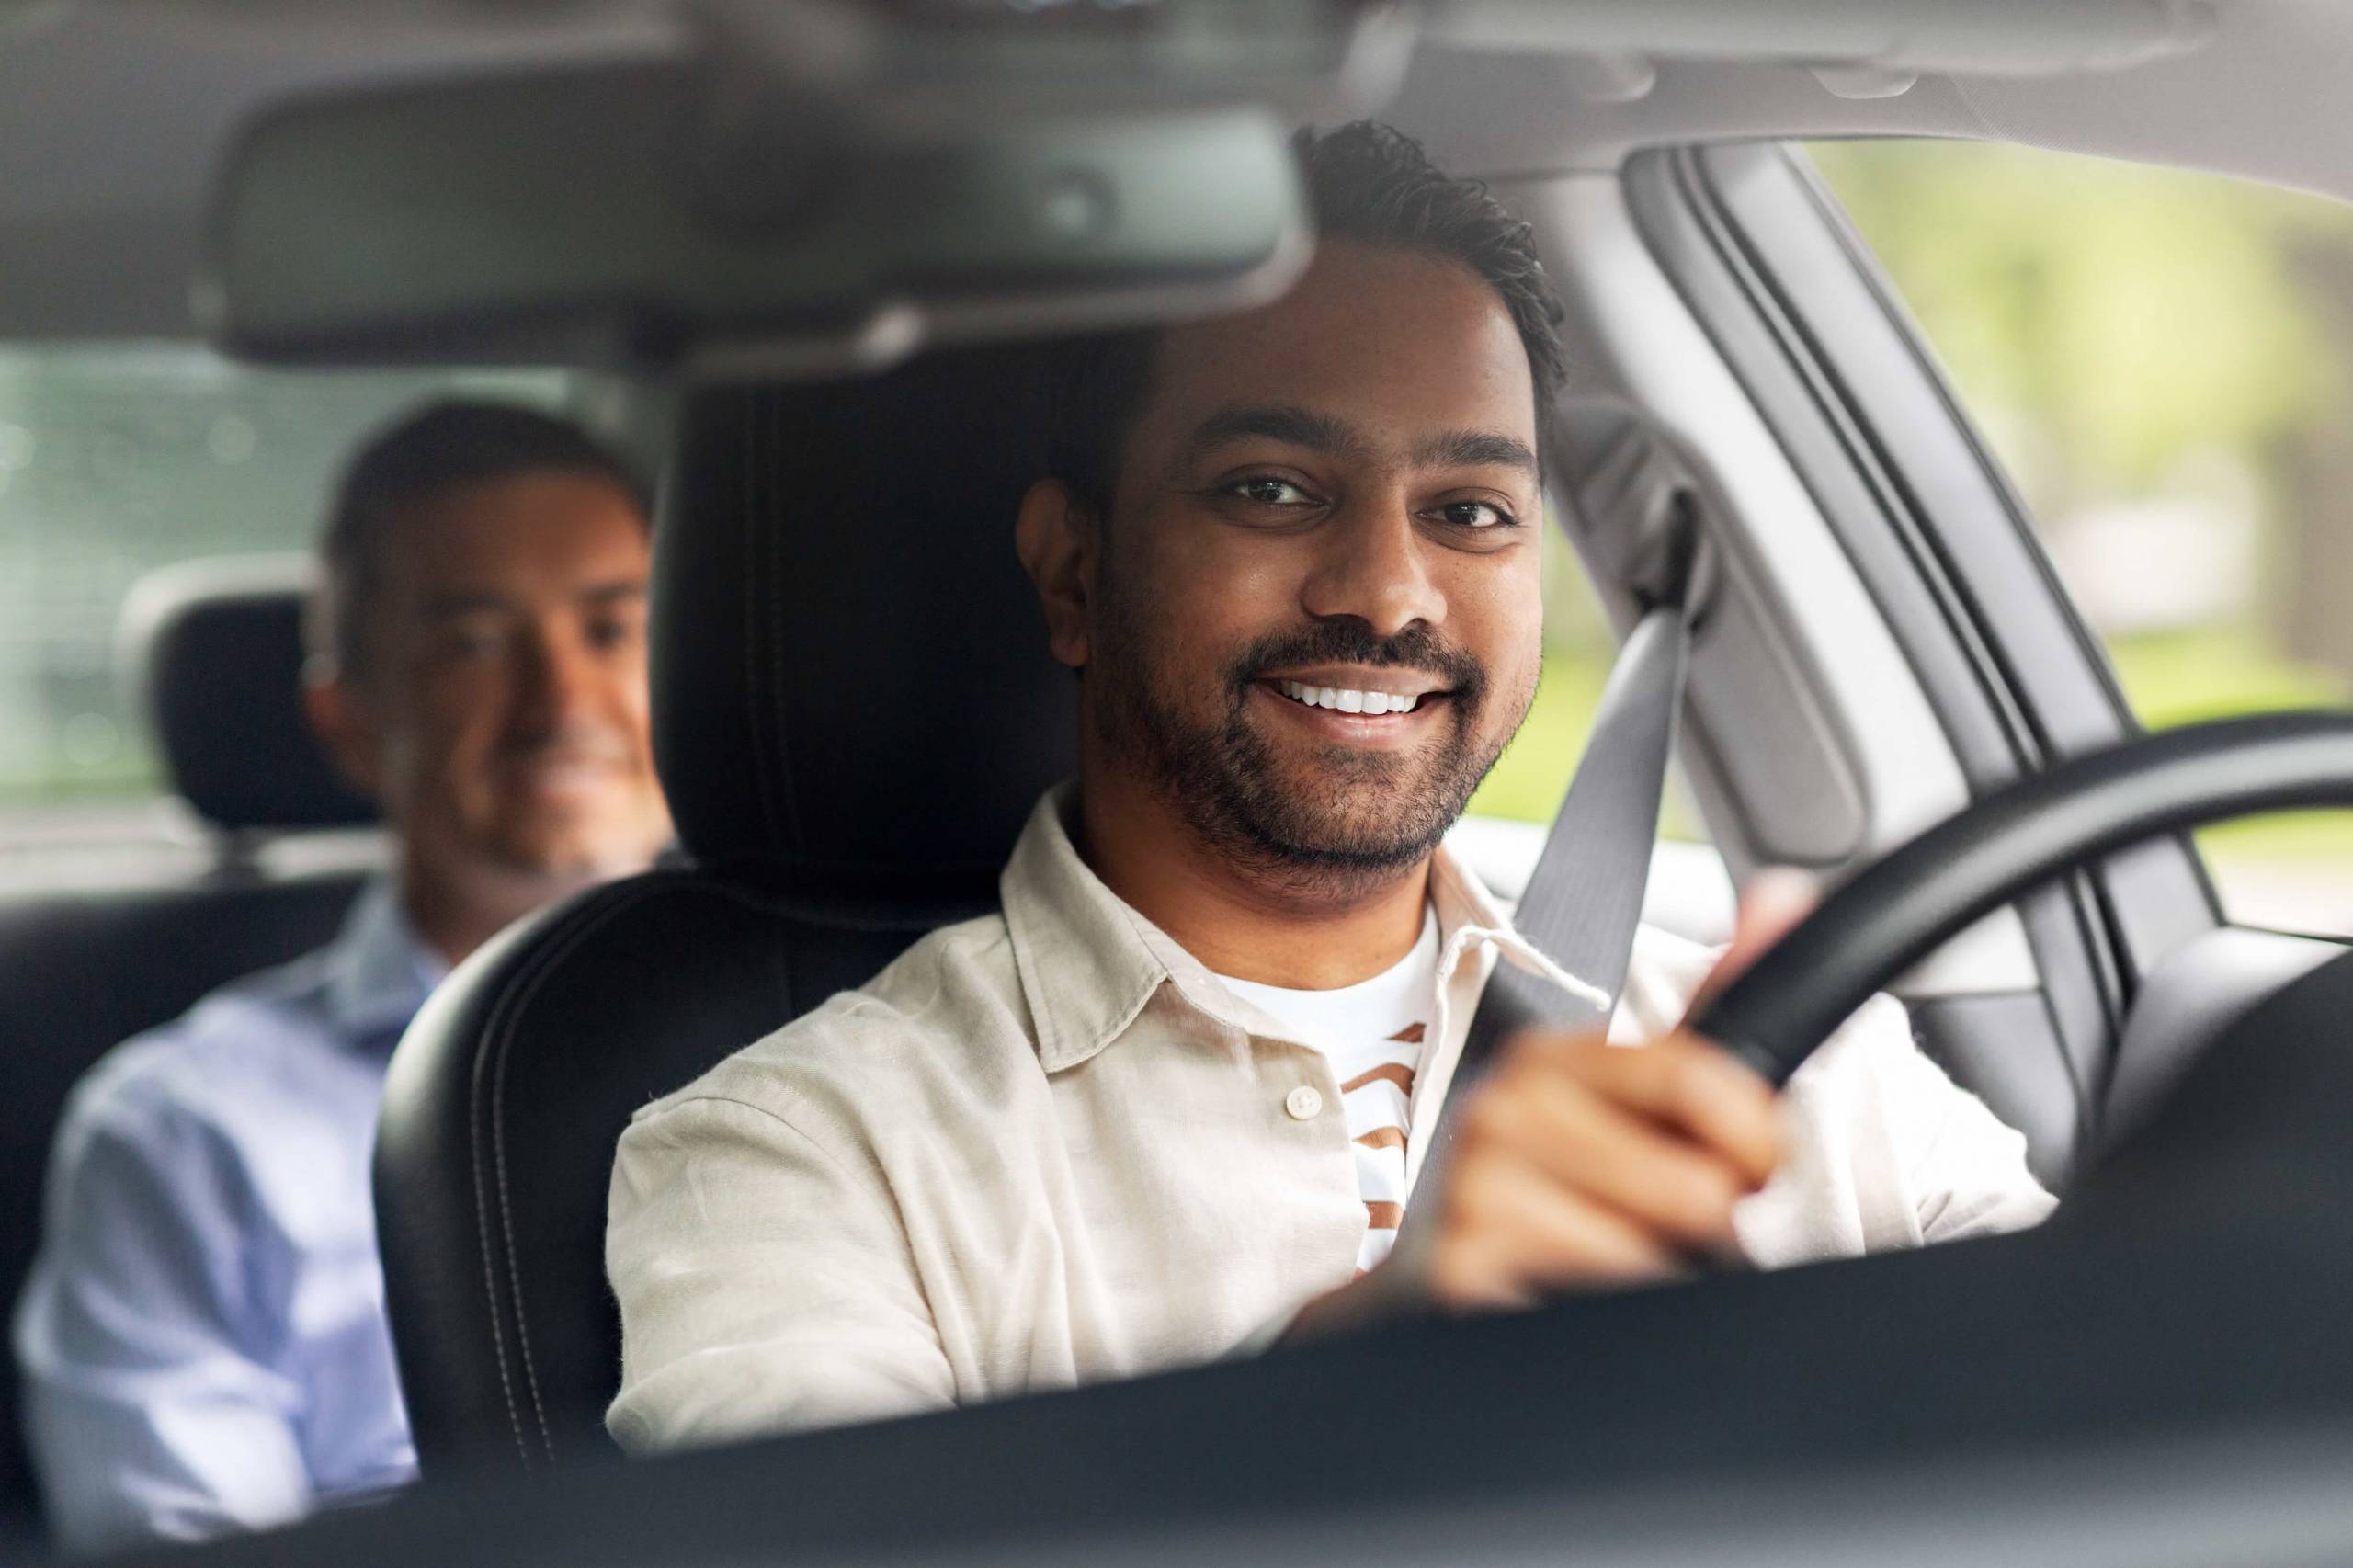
197, 1, 1412, 375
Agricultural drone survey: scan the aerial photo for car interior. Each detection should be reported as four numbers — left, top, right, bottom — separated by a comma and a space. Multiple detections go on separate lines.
0, 557, 377, 1536
12, 0, 2353, 1562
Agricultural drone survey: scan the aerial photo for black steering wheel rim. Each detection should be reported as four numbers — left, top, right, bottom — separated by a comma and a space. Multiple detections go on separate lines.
1688, 710, 2353, 1091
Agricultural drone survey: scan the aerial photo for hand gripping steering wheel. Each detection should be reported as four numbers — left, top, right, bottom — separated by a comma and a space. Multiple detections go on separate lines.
1688, 710, 2353, 1091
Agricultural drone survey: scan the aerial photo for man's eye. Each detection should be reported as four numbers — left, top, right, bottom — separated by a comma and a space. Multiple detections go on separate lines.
1226, 476, 1316, 507
1435, 500, 1518, 529
586, 616, 639, 651
441, 625, 506, 659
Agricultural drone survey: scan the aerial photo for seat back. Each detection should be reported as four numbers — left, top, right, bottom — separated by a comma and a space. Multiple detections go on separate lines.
374, 347, 1079, 1472
0, 558, 378, 1532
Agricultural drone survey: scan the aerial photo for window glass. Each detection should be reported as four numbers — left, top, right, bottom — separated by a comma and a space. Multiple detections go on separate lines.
1811, 141, 2353, 937
0, 346, 574, 802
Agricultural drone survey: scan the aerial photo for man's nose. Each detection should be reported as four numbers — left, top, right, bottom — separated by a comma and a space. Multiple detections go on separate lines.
1298, 499, 1446, 638
513, 622, 604, 733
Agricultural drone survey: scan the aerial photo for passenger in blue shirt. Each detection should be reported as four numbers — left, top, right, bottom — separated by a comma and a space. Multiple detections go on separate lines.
14, 402, 676, 1552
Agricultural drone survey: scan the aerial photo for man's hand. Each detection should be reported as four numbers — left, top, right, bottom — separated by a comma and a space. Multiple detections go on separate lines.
1283, 872, 1815, 1340
1423, 870, 1815, 1308
1420, 1027, 1778, 1307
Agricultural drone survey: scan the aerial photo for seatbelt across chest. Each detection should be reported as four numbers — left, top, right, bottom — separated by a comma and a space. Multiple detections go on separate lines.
1425, 407, 1714, 1170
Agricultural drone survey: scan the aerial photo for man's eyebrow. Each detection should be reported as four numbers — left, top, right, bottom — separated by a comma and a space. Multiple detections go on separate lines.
420, 589, 512, 621
417, 580, 646, 621
1411, 428, 1540, 476
1180, 404, 1368, 467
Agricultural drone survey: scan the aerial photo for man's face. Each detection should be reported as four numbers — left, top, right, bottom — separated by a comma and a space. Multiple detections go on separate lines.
324, 472, 673, 886
1077, 240, 1546, 884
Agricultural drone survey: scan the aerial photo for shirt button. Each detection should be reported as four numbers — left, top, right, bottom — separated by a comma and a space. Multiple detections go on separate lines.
1285, 1085, 1324, 1120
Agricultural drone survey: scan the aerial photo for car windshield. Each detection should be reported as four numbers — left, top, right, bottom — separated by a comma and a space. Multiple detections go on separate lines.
11, 6, 2353, 1565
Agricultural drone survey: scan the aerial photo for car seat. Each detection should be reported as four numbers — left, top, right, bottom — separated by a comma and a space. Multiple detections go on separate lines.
372, 347, 1078, 1476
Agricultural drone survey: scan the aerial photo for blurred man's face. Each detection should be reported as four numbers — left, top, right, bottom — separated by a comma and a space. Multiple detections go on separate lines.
323, 472, 672, 892
1074, 241, 1546, 887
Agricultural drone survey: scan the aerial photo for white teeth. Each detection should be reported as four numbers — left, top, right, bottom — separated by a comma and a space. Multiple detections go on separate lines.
1275, 680, 1424, 714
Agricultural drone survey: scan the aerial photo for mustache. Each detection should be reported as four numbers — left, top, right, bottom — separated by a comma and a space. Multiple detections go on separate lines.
1228, 621, 1488, 704
495, 724, 636, 766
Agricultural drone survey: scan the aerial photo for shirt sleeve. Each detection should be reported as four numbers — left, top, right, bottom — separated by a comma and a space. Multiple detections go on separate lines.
13, 1084, 311, 1553
1619, 926, 2055, 1265
1765, 992, 2058, 1258
1874, 1004, 2062, 1245
604, 1094, 957, 1455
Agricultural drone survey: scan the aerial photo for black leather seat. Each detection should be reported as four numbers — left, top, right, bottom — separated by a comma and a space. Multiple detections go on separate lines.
0, 558, 379, 1537
373, 348, 1078, 1476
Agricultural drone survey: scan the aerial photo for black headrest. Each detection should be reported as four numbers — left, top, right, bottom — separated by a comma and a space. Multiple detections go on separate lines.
653, 346, 1079, 892
120, 555, 377, 833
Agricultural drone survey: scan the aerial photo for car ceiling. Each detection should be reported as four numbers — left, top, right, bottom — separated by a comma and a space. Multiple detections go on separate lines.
4, 0, 2350, 344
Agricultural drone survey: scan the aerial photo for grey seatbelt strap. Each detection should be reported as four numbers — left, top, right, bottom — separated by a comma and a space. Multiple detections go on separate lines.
1460, 570, 1699, 1047
1419, 410, 1711, 1179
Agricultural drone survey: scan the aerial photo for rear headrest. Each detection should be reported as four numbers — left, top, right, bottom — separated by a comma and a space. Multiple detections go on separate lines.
119, 555, 376, 834
654, 346, 1079, 893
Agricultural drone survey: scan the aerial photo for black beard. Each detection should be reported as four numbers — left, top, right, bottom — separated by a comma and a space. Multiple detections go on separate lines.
1090, 605, 1527, 902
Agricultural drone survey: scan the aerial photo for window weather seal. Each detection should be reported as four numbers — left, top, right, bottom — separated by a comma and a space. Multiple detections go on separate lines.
1688, 142, 2222, 958
1622, 142, 2143, 1167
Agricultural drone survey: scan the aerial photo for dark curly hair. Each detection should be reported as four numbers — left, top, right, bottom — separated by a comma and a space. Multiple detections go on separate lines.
1044, 120, 1569, 522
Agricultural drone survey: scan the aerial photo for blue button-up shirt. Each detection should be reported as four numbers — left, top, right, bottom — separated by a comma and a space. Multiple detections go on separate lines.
13, 879, 445, 1553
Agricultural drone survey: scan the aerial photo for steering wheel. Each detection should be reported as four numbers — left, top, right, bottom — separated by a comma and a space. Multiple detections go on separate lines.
1688, 710, 2353, 1090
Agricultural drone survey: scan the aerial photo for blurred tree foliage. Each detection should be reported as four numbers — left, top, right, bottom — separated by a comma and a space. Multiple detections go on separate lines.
1809, 140, 2353, 517
1481, 139, 2353, 915
1812, 142, 2353, 925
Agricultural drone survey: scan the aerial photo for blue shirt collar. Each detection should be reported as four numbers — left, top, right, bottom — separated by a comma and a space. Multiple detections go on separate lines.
324, 877, 449, 1051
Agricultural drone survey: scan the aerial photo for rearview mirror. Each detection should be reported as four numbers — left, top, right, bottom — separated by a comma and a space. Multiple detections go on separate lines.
195, 2, 1406, 376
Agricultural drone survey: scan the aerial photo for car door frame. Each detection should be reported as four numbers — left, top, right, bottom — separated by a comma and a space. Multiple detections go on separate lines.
1603, 138, 2252, 1176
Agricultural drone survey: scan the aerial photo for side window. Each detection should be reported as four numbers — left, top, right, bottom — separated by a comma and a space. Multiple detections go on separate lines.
0, 347, 579, 805
1810, 141, 2353, 938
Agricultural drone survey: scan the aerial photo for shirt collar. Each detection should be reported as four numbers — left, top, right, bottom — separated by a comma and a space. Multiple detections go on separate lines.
1001, 786, 1215, 1072
323, 876, 449, 1051
1425, 837, 1612, 1011
998, 785, 1600, 1073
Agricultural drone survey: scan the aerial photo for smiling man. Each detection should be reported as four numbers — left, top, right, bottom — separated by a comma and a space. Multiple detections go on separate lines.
17, 402, 674, 1551
603, 124, 2052, 1453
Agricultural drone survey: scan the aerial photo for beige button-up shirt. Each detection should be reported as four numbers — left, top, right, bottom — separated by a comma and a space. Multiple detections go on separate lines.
606, 788, 2053, 1455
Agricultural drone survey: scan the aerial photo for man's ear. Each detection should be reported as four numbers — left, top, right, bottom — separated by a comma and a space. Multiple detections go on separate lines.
301, 666, 386, 803
1014, 479, 1097, 671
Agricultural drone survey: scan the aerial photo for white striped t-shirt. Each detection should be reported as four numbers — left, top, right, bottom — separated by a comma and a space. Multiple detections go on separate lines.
1216, 908, 1440, 1274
